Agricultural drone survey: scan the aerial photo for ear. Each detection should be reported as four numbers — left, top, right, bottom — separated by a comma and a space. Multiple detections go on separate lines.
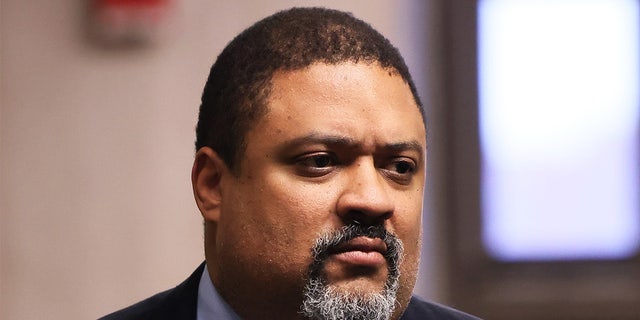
192, 147, 228, 222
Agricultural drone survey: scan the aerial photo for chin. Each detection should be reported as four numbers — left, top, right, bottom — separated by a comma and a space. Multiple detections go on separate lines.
331, 276, 387, 294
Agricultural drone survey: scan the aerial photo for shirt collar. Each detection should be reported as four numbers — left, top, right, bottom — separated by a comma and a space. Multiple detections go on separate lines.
197, 264, 242, 320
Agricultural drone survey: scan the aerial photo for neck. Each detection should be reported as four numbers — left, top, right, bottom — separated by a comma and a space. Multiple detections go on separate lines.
212, 273, 304, 320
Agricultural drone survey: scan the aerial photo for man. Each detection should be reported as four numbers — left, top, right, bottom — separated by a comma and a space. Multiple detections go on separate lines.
101, 7, 479, 320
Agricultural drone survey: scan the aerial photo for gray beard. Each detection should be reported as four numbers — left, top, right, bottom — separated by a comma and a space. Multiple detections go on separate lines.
300, 225, 404, 320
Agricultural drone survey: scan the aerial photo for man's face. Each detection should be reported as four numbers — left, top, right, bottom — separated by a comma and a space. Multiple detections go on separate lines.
210, 62, 426, 319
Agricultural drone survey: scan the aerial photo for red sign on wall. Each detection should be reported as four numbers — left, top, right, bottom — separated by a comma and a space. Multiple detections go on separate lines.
89, 0, 173, 46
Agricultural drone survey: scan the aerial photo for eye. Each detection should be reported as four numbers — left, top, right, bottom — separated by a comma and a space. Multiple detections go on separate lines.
383, 158, 417, 184
295, 153, 337, 177
305, 154, 333, 168
393, 161, 413, 174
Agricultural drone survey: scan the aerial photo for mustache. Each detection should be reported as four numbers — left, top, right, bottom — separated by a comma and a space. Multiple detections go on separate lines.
308, 224, 403, 280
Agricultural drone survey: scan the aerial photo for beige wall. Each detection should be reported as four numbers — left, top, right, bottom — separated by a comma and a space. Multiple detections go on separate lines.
0, 1, 445, 319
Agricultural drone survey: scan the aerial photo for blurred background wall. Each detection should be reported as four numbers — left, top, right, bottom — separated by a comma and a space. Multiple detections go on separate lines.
0, 1, 446, 319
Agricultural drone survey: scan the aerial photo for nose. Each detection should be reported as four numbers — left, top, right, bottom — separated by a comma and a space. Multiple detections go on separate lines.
336, 158, 395, 226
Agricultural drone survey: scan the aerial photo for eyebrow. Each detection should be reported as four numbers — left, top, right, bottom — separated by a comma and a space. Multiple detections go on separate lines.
281, 133, 356, 149
383, 141, 425, 156
279, 133, 425, 159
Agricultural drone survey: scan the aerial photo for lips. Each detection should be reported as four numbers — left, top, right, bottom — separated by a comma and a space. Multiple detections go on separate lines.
329, 236, 388, 266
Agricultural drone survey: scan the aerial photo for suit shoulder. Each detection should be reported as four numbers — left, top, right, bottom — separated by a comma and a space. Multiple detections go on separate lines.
99, 288, 175, 320
98, 263, 205, 320
401, 296, 482, 320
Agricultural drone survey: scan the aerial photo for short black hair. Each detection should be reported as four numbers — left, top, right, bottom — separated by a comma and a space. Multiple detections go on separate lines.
195, 7, 423, 170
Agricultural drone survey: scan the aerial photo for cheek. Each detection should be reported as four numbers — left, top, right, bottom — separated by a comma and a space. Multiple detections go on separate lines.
394, 188, 423, 239
398, 216, 422, 271
393, 191, 423, 276
218, 174, 336, 279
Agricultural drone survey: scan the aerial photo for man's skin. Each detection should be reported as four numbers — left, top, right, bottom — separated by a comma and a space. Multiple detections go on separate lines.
192, 62, 427, 320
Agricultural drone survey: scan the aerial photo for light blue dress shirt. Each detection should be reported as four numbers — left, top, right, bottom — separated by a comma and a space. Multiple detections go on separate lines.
197, 265, 242, 320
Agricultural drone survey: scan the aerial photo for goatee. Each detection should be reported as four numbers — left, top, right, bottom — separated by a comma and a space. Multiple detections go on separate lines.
300, 224, 404, 320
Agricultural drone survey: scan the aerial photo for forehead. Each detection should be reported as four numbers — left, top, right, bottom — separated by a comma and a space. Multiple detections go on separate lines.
266, 63, 425, 135
248, 62, 426, 151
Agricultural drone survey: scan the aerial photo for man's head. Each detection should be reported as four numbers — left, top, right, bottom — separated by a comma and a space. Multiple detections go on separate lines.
195, 7, 424, 171
191, 7, 426, 320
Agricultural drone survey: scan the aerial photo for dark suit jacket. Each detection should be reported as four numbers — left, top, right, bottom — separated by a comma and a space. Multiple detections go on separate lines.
100, 263, 480, 320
